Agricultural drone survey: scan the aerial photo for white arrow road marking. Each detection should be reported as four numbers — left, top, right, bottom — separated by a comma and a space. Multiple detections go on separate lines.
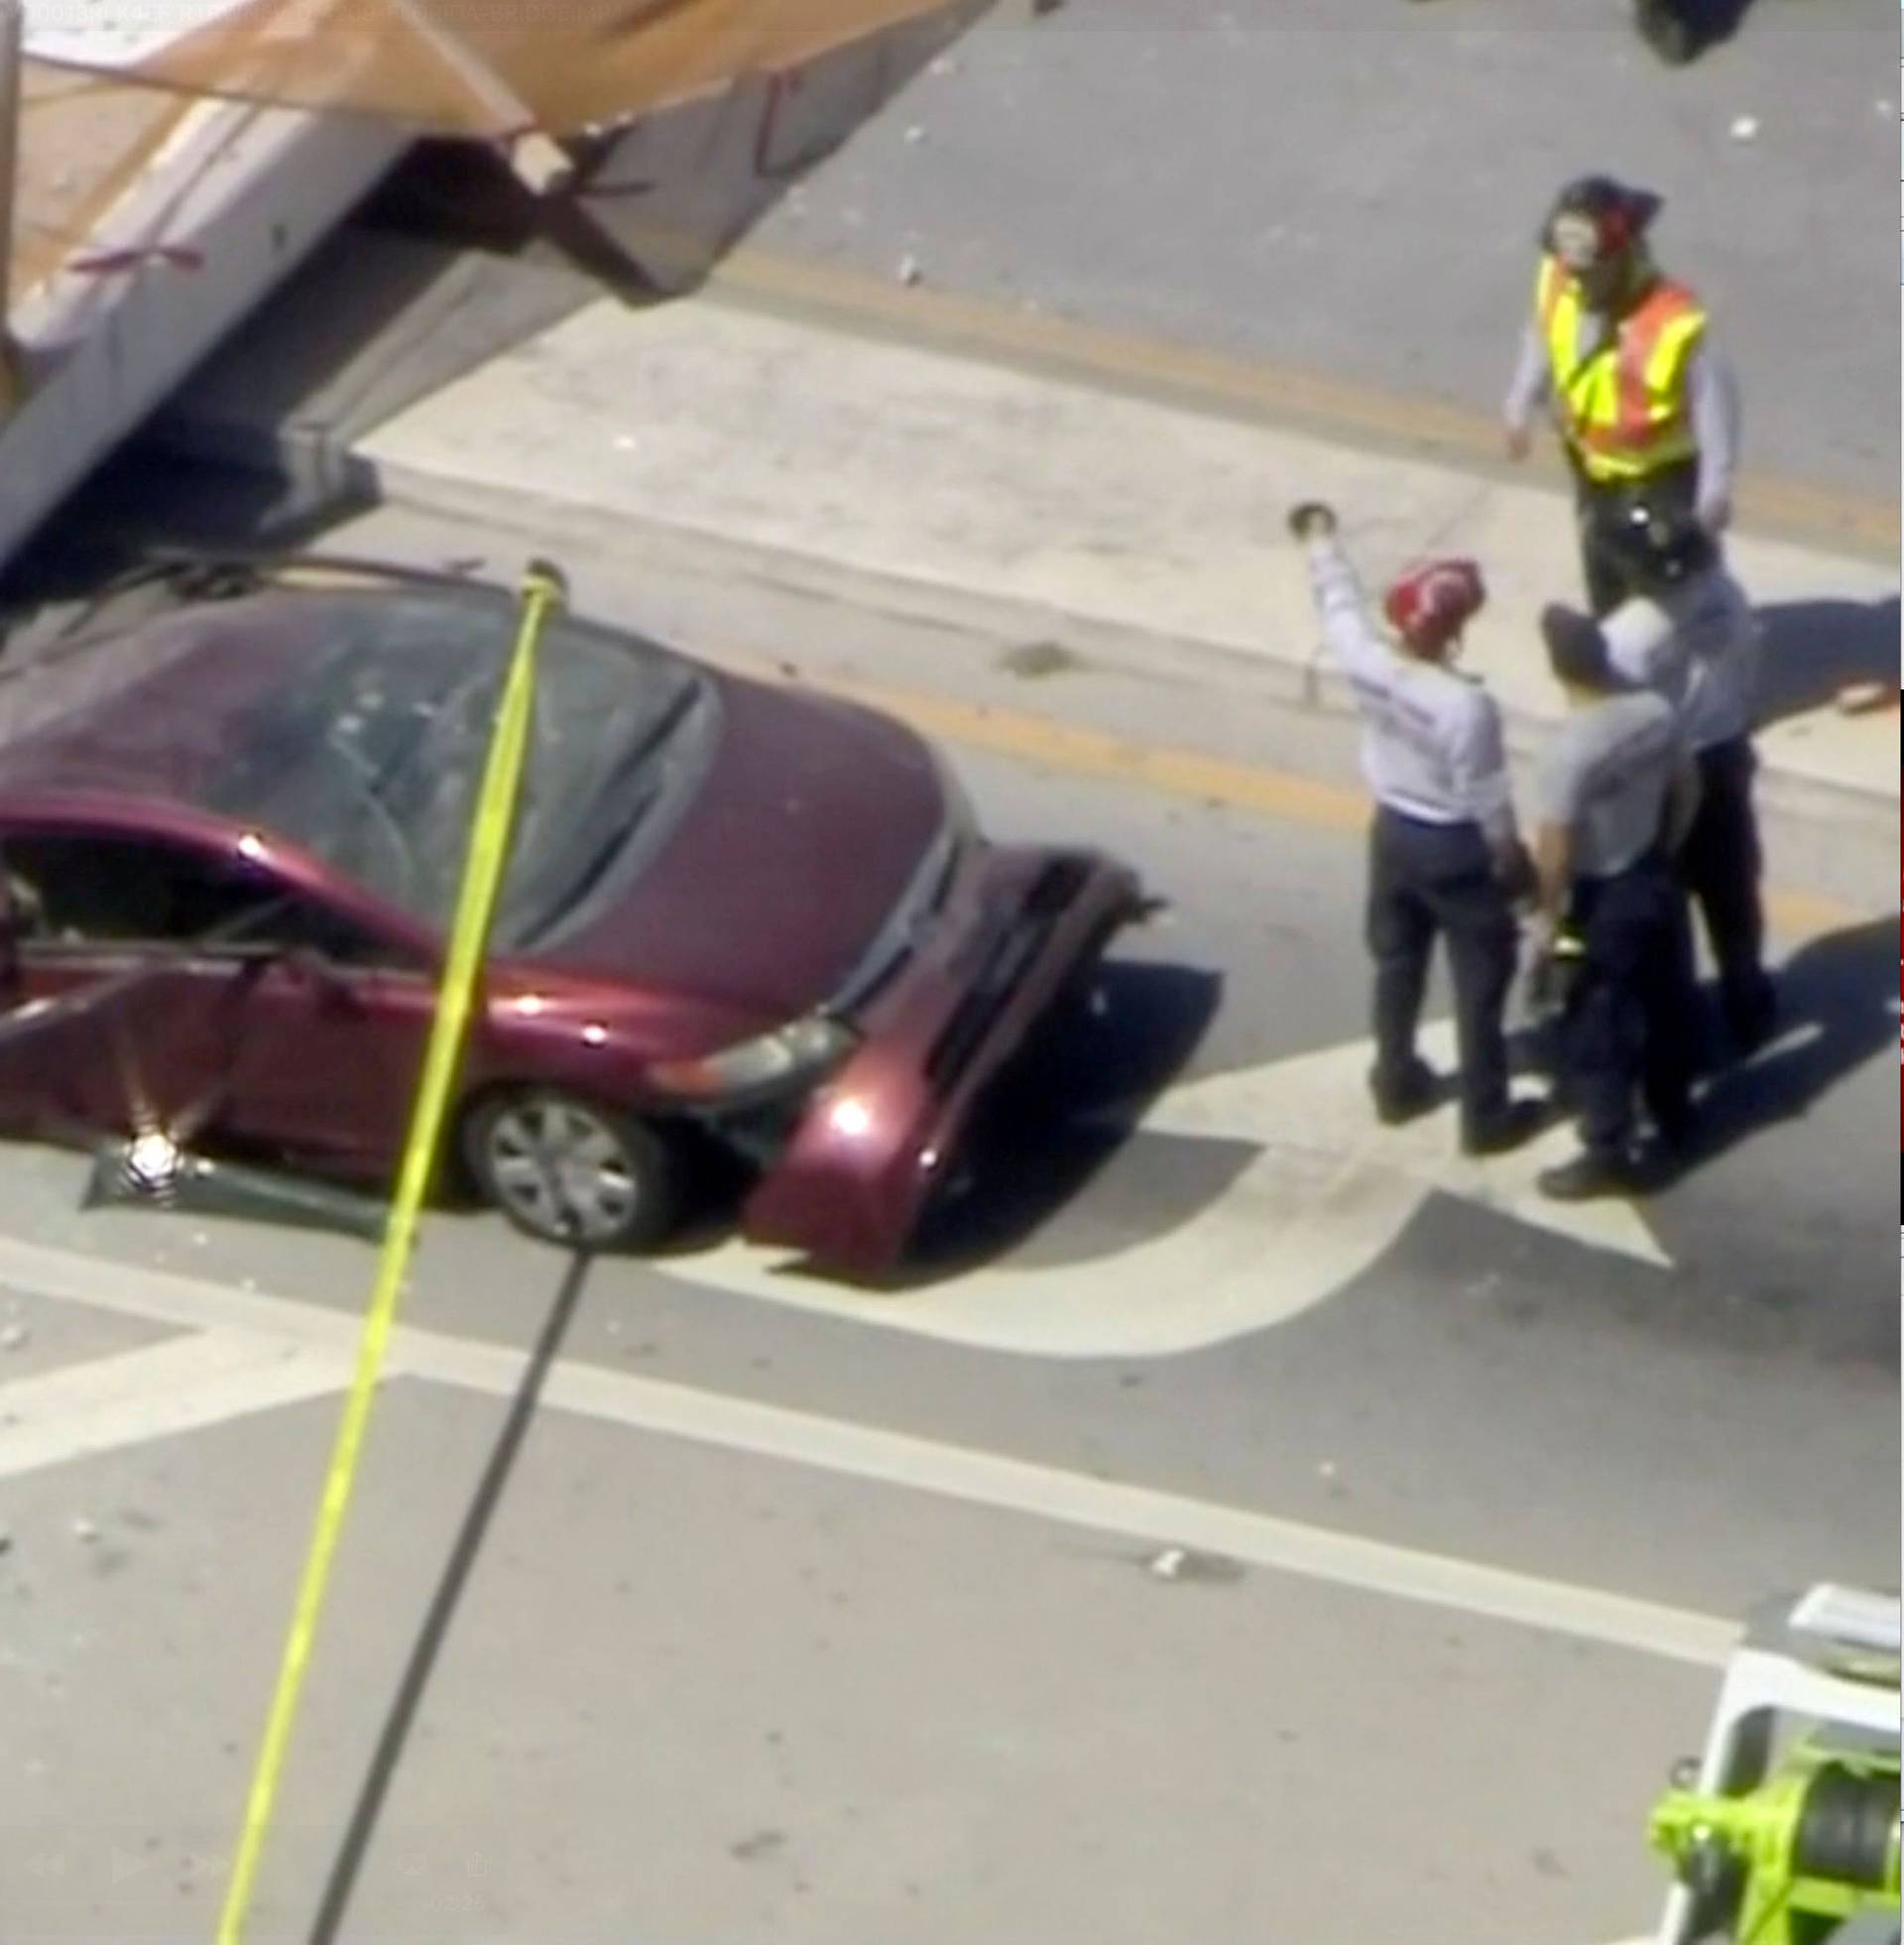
0, 1236, 1736, 1667
653, 1018, 1668, 1358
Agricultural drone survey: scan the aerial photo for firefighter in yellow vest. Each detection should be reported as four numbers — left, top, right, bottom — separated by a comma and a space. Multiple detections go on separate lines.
1503, 176, 1739, 617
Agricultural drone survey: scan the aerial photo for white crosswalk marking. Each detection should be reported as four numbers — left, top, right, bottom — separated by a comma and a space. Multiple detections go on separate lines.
0, 1329, 347, 1480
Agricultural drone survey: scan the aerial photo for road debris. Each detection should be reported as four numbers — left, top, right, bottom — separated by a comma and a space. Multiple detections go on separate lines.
71, 1518, 99, 1544
896, 252, 924, 287
1728, 115, 1759, 143
1144, 1545, 1246, 1585
0, 1323, 27, 1351
904, 123, 926, 145
999, 638, 1082, 679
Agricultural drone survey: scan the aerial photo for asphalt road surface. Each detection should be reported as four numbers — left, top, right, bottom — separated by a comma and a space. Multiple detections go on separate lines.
751, 0, 1900, 506
0, 492, 1892, 1944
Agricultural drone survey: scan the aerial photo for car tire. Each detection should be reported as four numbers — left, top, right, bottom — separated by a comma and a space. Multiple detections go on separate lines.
462, 1089, 680, 1252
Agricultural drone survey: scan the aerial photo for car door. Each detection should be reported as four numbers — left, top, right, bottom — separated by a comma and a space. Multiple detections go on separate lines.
215, 896, 437, 1175
0, 829, 262, 1148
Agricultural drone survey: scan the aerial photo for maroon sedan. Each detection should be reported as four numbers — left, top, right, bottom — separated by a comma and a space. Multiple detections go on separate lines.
0, 569, 1141, 1272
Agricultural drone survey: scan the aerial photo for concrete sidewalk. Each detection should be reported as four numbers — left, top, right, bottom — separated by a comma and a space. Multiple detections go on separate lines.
356, 287, 1898, 809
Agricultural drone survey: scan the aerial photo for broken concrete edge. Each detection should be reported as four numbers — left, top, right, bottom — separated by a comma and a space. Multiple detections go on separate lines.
347, 455, 1896, 834
135, 413, 383, 519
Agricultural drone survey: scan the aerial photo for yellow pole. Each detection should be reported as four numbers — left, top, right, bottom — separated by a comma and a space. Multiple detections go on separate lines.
215, 559, 566, 1944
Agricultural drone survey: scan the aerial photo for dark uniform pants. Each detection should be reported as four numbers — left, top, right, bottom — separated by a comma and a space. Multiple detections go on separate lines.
1561, 852, 1701, 1157
1678, 735, 1774, 1041
1570, 454, 1700, 618
1366, 808, 1516, 1137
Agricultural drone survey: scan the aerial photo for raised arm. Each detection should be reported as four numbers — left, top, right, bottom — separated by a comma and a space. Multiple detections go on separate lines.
1286, 502, 1390, 687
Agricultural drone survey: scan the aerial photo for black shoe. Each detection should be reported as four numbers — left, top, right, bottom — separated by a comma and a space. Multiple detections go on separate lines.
1647, 1100, 1698, 1154
1634, 0, 1698, 64
1537, 1149, 1645, 1202
1461, 1097, 1550, 1157
1370, 1060, 1439, 1127
1725, 981, 1778, 1058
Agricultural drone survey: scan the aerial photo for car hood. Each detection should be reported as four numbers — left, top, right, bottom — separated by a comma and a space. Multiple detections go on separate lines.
535, 671, 953, 1026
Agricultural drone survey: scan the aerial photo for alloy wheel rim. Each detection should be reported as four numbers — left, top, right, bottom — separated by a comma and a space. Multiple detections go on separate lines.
485, 1099, 641, 1244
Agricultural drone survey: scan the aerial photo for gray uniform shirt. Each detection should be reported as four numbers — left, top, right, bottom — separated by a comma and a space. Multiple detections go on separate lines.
1600, 565, 1760, 751
1504, 313, 1740, 524
1535, 688, 1684, 880
1304, 536, 1514, 846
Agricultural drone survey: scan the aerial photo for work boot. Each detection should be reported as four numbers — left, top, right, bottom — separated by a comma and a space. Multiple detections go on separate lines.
1369, 1058, 1439, 1128
1537, 1147, 1647, 1201
1461, 1097, 1550, 1158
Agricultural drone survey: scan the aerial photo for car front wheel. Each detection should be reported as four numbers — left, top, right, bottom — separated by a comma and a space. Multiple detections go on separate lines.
463, 1090, 680, 1252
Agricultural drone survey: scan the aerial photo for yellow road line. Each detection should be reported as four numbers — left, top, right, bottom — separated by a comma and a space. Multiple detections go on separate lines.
706, 246, 1897, 561
215, 562, 561, 1944
712, 651, 1861, 944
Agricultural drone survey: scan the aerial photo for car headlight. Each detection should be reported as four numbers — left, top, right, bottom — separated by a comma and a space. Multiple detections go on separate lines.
651, 1015, 857, 1102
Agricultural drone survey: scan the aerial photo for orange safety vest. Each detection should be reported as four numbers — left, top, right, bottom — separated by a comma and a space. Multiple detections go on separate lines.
1535, 255, 1707, 483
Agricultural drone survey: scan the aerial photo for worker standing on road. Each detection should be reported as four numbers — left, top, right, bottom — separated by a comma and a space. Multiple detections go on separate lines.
1527, 608, 1705, 1199
1571, 500, 1779, 1055
1503, 177, 1740, 617
1289, 501, 1544, 1155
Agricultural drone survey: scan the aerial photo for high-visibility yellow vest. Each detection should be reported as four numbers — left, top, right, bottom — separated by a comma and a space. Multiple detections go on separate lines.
1535, 254, 1707, 482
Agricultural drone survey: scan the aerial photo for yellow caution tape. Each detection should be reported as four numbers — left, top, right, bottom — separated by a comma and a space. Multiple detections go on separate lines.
216, 559, 566, 1944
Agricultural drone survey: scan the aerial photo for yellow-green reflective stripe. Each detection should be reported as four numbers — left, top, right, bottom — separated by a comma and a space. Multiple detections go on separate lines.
214, 566, 559, 1945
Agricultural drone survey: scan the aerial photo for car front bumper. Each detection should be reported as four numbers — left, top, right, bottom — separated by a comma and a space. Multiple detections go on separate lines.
740, 843, 1143, 1276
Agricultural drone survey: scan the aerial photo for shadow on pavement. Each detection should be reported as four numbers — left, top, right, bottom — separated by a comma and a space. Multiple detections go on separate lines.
360, 0, 984, 301
1674, 914, 1896, 1174
1754, 597, 1901, 727
0, 450, 381, 647
897, 958, 1226, 1284
307, 1248, 593, 1945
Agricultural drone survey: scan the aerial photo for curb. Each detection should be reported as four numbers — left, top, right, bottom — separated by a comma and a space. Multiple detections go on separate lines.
359, 452, 1897, 840
706, 249, 1900, 570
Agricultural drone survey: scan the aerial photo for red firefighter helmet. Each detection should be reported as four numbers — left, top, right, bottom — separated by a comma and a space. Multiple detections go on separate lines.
1382, 558, 1487, 655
